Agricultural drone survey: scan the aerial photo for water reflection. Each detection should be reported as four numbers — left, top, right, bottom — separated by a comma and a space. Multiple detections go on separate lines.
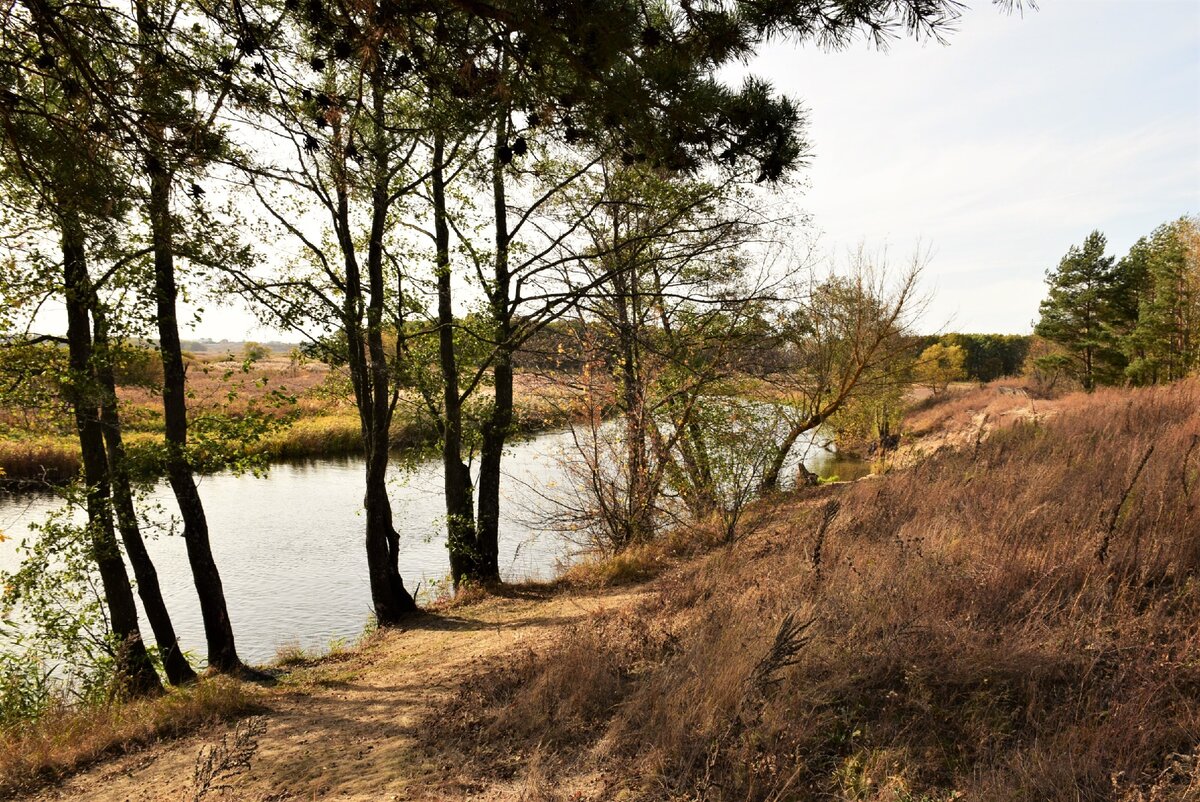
0, 425, 860, 664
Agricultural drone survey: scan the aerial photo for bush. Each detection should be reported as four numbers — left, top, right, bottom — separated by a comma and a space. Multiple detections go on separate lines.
913, 342, 966, 394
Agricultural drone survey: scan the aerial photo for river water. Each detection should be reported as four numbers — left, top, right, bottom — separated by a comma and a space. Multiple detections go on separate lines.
0, 425, 858, 665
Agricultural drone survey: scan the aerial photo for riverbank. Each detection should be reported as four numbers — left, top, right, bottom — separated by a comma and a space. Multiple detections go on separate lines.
7, 378, 1199, 800
0, 358, 584, 490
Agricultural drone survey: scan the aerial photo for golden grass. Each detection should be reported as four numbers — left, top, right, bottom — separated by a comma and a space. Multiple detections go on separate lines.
0, 436, 81, 485
0, 368, 587, 487
429, 379, 1200, 801
258, 414, 364, 461
0, 677, 259, 798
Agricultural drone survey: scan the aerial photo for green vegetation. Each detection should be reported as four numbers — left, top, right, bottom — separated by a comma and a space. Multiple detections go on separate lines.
913, 341, 966, 394
1035, 217, 1199, 389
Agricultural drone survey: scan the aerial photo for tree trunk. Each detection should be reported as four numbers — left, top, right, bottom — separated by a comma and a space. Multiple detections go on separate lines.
431, 135, 478, 586
357, 70, 417, 623
474, 110, 512, 584
148, 162, 243, 674
61, 218, 162, 697
761, 420, 805, 491
474, 345, 509, 584
93, 307, 196, 685
612, 264, 655, 547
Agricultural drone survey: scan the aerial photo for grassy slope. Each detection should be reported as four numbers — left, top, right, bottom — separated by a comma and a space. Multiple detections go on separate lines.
433, 379, 1200, 801
8, 380, 1200, 801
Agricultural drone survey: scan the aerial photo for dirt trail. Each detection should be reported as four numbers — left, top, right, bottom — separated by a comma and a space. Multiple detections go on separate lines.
25, 587, 644, 802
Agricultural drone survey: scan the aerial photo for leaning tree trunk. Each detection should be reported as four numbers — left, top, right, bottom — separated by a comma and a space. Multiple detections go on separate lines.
62, 219, 161, 697
92, 307, 196, 685
762, 402, 846, 491
147, 162, 242, 674
761, 420, 806, 491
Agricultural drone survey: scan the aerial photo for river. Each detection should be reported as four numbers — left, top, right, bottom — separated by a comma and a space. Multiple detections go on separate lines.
0, 425, 858, 665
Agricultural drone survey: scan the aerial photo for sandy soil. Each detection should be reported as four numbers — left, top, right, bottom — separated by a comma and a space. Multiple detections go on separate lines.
889, 382, 1058, 468
22, 587, 644, 802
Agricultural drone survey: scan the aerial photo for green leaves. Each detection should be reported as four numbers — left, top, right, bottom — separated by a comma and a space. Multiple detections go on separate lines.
1035, 231, 1126, 390
1036, 218, 1200, 389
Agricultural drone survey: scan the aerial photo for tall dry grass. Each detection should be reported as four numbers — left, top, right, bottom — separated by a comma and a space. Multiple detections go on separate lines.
0, 367, 585, 486
433, 380, 1200, 801
0, 437, 81, 486
0, 677, 258, 798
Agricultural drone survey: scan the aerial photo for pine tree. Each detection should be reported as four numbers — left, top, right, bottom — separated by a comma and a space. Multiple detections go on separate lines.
1034, 231, 1125, 390
1122, 218, 1200, 384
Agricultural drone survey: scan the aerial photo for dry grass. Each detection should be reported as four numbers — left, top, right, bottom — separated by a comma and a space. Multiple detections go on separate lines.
559, 518, 730, 589
901, 378, 1041, 438
0, 677, 260, 798
0, 437, 84, 486
0, 366, 586, 487
428, 379, 1200, 801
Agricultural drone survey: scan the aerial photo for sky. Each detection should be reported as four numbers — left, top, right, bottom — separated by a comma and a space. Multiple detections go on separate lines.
743, 0, 1200, 334
182, 0, 1200, 340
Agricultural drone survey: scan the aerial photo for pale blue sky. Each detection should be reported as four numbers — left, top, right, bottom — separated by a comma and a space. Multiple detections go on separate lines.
748, 0, 1200, 333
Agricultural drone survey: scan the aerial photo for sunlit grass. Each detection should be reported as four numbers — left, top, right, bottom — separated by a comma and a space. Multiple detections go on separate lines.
0, 677, 259, 798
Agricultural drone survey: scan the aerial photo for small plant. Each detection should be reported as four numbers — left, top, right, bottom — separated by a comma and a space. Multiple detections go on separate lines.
186, 715, 267, 801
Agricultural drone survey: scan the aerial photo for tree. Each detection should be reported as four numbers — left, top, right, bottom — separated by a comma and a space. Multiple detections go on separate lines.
0, 6, 168, 693
1122, 217, 1200, 384
936, 333, 1031, 381
914, 342, 965, 394
10, 0, 255, 674
758, 251, 925, 490
1034, 231, 1125, 390
411, 0, 1015, 584
544, 163, 784, 551
129, 0, 249, 674
220, 0, 436, 622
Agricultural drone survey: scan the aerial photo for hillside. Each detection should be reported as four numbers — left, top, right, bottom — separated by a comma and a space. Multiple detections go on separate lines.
8, 380, 1200, 801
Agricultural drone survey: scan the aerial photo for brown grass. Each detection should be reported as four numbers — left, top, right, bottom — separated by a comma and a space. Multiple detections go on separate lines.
0, 677, 259, 798
0, 437, 83, 486
429, 379, 1200, 801
0, 366, 587, 487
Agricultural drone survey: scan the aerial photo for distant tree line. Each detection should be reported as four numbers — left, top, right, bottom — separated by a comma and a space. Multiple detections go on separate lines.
912, 332, 1032, 384
1034, 217, 1199, 390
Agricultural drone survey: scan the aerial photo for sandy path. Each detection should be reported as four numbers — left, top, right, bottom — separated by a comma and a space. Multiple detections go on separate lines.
24, 587, 642, 802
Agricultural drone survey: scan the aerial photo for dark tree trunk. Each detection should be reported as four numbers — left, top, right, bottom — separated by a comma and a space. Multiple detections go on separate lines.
356, 69, 417, 624
432, 135, 478, 586
147, 162, 242, 673
762, 403, 848, 491
613, 264, 654, 546
761, 421, 805, 491
474, 345, 509, 584
92, 307, 196, 685
61, 219, 162, 697
474, 111, 512, 584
